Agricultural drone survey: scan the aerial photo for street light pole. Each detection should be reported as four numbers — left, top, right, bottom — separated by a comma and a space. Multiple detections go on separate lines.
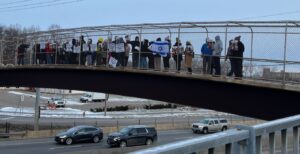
34, 88, 40, 131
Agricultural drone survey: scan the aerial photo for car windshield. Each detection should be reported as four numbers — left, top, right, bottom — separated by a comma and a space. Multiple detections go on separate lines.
66, 127, 79, 133
199, 119, 209, 124
120, 128, 131, 134
84, 94, 91, 97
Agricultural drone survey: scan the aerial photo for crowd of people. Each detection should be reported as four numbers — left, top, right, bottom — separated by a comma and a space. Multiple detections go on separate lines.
16, 34, 245, 77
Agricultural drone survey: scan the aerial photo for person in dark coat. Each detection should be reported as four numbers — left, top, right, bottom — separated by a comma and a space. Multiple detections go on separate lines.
163, 36, 171, 71
232, 36, 245, 78
140, 39, 149, 69
17, 43, 29, 65
131, 36, 140, 68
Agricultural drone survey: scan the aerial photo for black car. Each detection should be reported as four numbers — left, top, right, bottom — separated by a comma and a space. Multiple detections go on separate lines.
55, 125, 103, 145
107, 125, 157, 147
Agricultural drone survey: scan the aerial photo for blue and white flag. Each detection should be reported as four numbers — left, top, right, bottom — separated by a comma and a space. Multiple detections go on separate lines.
149, 41, 170, 57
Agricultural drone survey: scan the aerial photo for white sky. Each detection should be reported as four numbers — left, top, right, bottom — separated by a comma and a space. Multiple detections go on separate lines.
0, 0, 300, 30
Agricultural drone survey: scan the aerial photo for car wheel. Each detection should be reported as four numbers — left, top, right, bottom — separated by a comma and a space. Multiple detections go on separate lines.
120, 141, 127, 148
145, 139, 153, 145
203, 128, 208, 134
65, 138, 73, 145
222, 126, 227, 131
92, 135, 100, 143
192, 130, 197, 134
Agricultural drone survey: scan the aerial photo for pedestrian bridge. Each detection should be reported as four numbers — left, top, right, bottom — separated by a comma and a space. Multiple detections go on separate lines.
0, 65, 299, 121
1, 21, 300, 121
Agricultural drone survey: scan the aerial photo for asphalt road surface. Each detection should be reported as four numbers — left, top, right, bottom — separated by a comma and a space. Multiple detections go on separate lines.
0, 129, 201, 154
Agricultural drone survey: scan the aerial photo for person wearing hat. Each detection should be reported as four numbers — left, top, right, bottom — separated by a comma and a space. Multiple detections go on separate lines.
184, 41, 194, 74
232, 35, 245, 78
201, 38, 213, 74
163, 36, 171, 71
172, 37, 184, 72
211, 35, 223, 76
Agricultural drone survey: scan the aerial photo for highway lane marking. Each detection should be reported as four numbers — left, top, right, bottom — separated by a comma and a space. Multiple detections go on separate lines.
174, 137, 194, 140
49, 145, 83, 150
0, 141, 54, 147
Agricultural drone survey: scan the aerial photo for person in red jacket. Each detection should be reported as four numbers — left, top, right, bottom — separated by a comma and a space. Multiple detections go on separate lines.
45, 41, 52, 64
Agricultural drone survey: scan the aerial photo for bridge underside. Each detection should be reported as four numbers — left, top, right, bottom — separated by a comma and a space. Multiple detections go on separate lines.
0, 66, 299, 120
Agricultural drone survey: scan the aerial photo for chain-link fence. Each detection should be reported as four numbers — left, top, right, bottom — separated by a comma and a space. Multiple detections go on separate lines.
1, 21, 300, 85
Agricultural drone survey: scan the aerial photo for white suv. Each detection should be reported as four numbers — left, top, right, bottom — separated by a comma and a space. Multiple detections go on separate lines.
48, 98, 66, 108
191, 118, 228, 134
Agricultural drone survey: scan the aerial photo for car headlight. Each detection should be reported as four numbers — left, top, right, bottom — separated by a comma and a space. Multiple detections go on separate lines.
113, 137, 121, 141
59, 135, 67, 138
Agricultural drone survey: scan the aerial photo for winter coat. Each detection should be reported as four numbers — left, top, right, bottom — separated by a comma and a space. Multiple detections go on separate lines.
184, 45, 194, 68
201, 43, 213, 56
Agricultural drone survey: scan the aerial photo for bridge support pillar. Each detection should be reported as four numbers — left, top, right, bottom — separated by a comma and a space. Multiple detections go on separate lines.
34, 88, 40, 131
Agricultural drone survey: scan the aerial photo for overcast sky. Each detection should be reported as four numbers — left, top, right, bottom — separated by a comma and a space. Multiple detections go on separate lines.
0, 0, 300, 30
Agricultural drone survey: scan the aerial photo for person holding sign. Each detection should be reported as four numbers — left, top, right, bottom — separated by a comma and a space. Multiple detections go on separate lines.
85, 39, 93, 66
172, 38, 184, 72
148, 37, 170, 71
116, 37, 125, 67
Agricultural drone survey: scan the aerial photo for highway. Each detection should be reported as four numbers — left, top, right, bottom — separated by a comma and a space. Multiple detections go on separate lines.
0, 129, 201, 154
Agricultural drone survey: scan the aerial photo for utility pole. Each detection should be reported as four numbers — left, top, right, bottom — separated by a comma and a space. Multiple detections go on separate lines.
34, 88, 40, 131
104, 94, 109, 116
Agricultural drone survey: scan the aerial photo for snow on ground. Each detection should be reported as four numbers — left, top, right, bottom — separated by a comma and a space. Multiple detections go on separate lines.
8, 91, 149, 106
0, 107, 229, 119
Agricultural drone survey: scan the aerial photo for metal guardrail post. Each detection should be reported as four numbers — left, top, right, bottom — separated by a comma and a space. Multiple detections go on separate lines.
281, 129, 287, 154
256, 136, 262, 154
236, 125, 256, 154
293, 126, 299, 154
269, 132, 275, 154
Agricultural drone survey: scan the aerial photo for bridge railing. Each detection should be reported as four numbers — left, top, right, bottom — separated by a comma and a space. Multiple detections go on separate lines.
129, 115, 300, 154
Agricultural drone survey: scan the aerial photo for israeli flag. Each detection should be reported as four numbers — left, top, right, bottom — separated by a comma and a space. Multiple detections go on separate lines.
149, 41, 170, 57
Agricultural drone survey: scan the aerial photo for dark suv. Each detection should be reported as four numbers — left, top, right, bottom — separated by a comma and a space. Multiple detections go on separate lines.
107, 125, 157, 147
55, 125, 103, 145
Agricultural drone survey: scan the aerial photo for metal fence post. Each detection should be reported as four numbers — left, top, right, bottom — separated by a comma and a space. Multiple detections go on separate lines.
283, 23, 288, 85
249, 27, 254, 78
138, 27, 142, 69
293, 126, 299, 154
0, 39, 3, 64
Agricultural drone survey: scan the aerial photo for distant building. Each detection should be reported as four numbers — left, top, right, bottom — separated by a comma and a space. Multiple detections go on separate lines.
263, 68, 300, 82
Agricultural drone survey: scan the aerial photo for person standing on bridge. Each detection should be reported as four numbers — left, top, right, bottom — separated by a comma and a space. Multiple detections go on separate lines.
211, 35, 223, 76
232, 36, 245, 78
17, 43, 28, 65
124, 37, 132, 67
172, 38, 184, 72
45, 41, 52, 64
201, 38, 213, 74
140, 39, 149, 69
184, 41, 194, 74
163, 36, 171, 71
131, 36, 140, 68
96, 38, 104, 66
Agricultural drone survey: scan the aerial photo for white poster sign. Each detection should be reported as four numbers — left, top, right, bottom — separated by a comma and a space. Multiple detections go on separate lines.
116, 43, 125, 53
90, 44, 97, 52
73, 46, 81, 53
109, 57, 118, 68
